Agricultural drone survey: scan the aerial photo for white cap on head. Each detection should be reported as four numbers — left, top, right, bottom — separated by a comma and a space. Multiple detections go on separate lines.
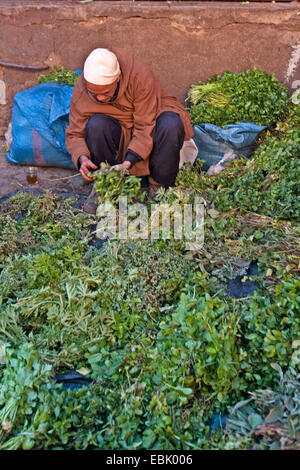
83, 48, 120, 85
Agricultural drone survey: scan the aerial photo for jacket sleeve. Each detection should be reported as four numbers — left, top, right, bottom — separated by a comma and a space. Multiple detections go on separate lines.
127, 72, 160, 160
65, 90, 91, 169
125, 149, 143, 167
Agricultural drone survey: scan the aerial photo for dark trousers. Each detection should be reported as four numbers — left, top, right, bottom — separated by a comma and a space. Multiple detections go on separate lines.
85, 111, 185, 186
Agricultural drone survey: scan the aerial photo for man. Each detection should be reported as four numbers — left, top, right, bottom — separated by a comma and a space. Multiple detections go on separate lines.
65, 48, 195, 213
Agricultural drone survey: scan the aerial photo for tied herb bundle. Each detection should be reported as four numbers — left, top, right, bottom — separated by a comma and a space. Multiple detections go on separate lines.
188, 68, 290, 127
88, 163, 143, 205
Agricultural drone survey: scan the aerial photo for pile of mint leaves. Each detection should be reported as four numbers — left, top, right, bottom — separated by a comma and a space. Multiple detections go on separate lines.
0, 70, 299, 450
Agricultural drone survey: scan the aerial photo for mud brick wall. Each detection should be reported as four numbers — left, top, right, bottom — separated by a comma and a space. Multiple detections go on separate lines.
0, 1, 300, 138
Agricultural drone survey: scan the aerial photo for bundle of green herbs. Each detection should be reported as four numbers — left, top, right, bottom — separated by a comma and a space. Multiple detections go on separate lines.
88, 163, 143, 205
188, 68, 290, 126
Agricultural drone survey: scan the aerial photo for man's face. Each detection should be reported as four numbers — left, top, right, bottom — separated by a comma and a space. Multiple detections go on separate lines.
86, 78, 120, 103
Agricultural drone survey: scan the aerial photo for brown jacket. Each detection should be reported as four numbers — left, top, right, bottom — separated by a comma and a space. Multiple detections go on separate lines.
65, 48, 194, 177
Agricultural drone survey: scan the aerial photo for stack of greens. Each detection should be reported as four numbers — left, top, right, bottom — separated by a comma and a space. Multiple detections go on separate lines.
188, 68, 290, 126
176, 104, 300, 221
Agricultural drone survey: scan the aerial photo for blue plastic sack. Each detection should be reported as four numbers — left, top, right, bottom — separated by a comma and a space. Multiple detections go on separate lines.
7, 81, 77, 169
193, 122, 266, 171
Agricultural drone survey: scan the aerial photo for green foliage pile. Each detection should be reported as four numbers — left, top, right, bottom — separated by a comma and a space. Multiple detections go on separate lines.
176, 104, 300, 221
0, 343, 106, 450
0, 187, 299, 449
0, 69, 299, 450
226, 365, 300, 450
188, 68, 290, 126
38, 67, 79, 86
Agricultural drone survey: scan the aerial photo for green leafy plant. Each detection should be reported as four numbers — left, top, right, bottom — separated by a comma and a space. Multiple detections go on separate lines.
38, 67, 79, 86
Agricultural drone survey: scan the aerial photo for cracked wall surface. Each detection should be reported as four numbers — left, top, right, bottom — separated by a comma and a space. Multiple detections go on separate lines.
0, 1, 300, 137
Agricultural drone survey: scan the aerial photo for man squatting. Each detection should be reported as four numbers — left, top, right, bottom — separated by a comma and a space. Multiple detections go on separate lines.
65, 48, 195, 213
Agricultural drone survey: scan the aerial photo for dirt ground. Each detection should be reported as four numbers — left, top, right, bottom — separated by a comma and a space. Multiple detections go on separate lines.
0, 141, 92, 199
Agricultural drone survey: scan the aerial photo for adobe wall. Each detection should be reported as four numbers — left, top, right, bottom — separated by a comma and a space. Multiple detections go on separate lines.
0, 1, 300, 137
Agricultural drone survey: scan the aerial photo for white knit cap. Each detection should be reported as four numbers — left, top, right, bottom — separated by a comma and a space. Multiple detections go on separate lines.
83, 48, 120, 85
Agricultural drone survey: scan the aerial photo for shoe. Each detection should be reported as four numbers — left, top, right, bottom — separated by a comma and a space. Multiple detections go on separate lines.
148, 176, 166, 199
82, 187, 98, 214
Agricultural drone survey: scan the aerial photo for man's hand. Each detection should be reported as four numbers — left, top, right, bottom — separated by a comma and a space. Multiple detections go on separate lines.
79, 155, 98, 182
111, 161, 132, 171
